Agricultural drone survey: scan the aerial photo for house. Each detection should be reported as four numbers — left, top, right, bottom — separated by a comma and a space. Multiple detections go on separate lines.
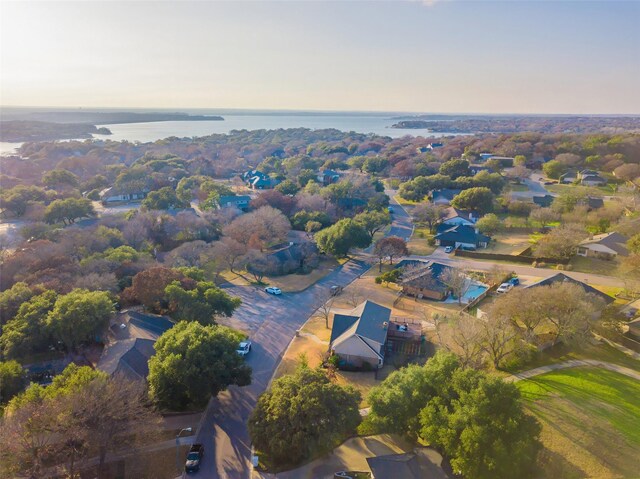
97, 310, 175, 381
479, 153, 494, 162
317, 169, 341, 186
329, 300, 391, 368
366, 450, 448, 479
218, 195, 251, 210
525, 273, 614, 304
250, 176, 280, 190
434, 224, 490, 249
533, 195, 555, 208
559, 170, 578, 184
431, 189, 461, 206
581, 174, 607, 186
581, 196, 605, 210
427, 142, 443, 150
265, 242, 319, 275
99, 186, 148, 204
441, 206, 478, 226
241, 169, 267, 183
577, 232, 628, 260
399, 261, 453, 300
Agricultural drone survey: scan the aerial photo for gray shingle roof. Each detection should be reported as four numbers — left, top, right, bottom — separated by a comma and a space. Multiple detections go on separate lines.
330, 300, 391, 346
113, 338, 156, 381
526, 273, 614, 304
367, 452, 448, 479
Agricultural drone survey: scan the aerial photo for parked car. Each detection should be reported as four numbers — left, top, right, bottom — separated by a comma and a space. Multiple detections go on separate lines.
185, 444, 204, 473
508, 277, 520, 286
236, 341, 252, 356
387, 206, 394, 213
496, 282, 514, 293
444, 246, 454, 253
330, 285, 343, 296
265, 286, 282, 295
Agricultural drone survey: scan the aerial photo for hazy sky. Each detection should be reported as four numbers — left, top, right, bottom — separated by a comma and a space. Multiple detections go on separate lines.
1, 0, 639, 114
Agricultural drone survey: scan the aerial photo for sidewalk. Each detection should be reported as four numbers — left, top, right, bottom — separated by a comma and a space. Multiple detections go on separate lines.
504, 359, 640, 383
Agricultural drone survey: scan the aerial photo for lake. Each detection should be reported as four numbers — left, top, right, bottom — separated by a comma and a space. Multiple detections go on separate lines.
1, 113, 458, 155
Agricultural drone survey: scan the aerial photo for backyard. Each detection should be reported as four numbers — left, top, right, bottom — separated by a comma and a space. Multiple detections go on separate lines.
517, 367, 640, 479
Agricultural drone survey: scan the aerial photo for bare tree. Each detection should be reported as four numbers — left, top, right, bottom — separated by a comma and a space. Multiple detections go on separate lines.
345, 288, 364, 308
440, 267, 470, 305
481, 314, 519, 369
316, 296, 335, 329
211, 237, 247, 273
435, 314, 485, 368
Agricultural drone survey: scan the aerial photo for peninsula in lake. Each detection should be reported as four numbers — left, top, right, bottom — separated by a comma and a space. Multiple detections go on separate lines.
0, 111, 224, 142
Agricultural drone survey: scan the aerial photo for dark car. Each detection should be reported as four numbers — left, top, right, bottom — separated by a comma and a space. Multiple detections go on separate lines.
185, 444, 204, 473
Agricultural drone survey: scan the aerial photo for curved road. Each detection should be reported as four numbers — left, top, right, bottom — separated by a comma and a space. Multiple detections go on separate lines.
191, 259, 369, 479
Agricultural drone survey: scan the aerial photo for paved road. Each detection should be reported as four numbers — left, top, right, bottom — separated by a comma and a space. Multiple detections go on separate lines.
421, 249, 626, 288
386, 189, 414, 242
191, 259, 369, 479
504, 359, 640, 383
507, 172, 556, 200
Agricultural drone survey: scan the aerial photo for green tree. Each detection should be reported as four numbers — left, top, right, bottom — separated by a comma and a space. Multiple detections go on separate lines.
363, 352, 460, 439
0, 360, 26, 405
148, 321, 251, 410
354, 210, 391, 241
451, 187, 495, 214
315, 218, 371, 257
275, 179, 300, 195
439, 159, 470, 179
0, 282, 40, 325
249, 366, 361, 467
514, 155, 527, 166
363, 156, 389, 175
47, 289, 113, 352
142, 186, 191, 210
0, 185, 48, 217
164, 280, 241, 325
43, 197, 95, 225
42, 169, 79, 189
542, 160, 566, 179
0, 290, 57, 359
420, 370, 541, 479
375, 269, 402, 286
475, 213, 502, 235
628, 233, 640, 254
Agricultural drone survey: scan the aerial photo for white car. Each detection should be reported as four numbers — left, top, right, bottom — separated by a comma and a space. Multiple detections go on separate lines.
265, 286, 282, 295
496, 282, 514, 294
444, 246, 454, 253
236, 341, 252, 356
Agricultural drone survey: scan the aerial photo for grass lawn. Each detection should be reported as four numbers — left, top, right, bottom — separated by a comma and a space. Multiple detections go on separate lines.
545, 183, 615, 197
265, 257, 340, 292
568, 256, 620, 276
407, 227, 435, 256
504, 340, 640, 375
485, 233, 532, 255
507, 183, 530, 192
518, 367, 640, 479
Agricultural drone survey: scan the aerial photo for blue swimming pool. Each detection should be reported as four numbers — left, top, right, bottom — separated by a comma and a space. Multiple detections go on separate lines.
445, 283, 488, 304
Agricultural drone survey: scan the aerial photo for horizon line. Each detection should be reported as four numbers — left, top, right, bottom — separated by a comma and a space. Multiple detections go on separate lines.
1, 105, 639, 117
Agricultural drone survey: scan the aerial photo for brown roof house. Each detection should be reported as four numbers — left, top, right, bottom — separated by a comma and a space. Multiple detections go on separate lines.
576, 232, 628, 260
399, 261, 453, 301
330, 301, 391, 369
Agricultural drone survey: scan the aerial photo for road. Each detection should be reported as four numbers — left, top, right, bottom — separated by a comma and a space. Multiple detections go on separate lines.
505, 172, 556, 200
423, 248, 625, 287
386, 189, 414, 241
191, 259, 369, 479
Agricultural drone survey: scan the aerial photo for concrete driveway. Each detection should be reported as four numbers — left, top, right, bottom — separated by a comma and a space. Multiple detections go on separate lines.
507, 172, 556, 200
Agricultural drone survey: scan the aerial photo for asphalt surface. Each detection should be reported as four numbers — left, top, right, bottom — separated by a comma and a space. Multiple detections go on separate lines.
190, 258, 369, 479
386, 189, 414, 241
506, 172, 556, 199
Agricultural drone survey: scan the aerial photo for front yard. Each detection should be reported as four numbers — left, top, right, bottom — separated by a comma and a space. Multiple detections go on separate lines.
485, 232, 534, 255
407, 227, 436, 256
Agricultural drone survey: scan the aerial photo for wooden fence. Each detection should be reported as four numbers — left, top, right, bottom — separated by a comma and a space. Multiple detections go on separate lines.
454, 249, 570, 265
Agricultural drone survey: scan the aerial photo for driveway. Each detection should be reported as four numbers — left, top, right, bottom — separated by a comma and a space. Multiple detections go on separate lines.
507, 172, 556, 200
191, 259, 370, 479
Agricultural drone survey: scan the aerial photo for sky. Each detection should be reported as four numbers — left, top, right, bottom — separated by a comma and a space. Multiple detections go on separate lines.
1, 0, 639, 114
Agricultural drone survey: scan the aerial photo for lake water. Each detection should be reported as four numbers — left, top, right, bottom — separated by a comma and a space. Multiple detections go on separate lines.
0, 113, 456, 156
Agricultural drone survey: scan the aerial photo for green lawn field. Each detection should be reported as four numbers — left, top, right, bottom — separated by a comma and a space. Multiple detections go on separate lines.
518, 367, 640, 479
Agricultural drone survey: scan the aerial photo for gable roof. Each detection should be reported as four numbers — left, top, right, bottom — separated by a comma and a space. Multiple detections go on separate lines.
581, 174, 606, 183
113, 338, 156, 381
367, 452, 448, 479
400, 261, 453, 294
432, 189, 461, 202
330, 300, 391, 347
526, 273, 614, 304
434, 224, 490, 245
579, 232, 628, 256
442, 206, 476, 222
126, 311, 174, 336
219, 195, 251, 206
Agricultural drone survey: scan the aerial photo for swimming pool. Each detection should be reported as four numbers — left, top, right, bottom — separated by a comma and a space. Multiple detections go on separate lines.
445, 282, 488, 304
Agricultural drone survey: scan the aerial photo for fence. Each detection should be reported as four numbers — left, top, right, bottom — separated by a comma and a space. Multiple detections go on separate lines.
454, 249, 570, 265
